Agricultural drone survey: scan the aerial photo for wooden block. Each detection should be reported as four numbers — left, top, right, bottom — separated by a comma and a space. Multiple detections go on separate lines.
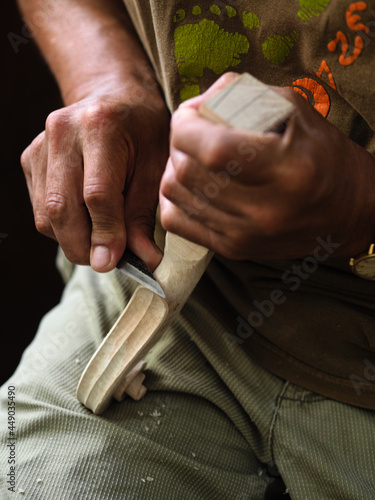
199, 73, 294, 132
76, 73, 294, 415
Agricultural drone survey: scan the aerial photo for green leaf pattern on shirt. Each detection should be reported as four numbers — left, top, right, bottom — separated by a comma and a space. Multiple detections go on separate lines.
173, 2, 331, 100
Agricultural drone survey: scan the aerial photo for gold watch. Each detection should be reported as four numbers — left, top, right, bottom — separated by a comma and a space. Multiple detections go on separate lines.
349, 244, 375, 280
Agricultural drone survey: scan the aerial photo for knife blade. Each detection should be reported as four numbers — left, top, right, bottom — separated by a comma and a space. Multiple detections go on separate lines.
116, 249, 166, 299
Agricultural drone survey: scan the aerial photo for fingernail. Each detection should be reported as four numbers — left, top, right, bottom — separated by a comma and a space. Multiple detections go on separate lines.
91, 245, 111, 270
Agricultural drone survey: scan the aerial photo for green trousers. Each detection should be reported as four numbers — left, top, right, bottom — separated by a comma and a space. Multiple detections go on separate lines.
0, 261, 374, 499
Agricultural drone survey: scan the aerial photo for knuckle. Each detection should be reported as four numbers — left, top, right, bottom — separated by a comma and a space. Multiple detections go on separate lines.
160, 170, 178, 200
32, 131, 46, 148
34, 213, 52, 236
255, 208, 287, 238
282, 157, 317, 199
160, 177, 175, 200
83, 183, 113, 208
160, 208, 178, 234
81, 102, 113, 128
45, 192, 68, 222
20, 149, 29, 172
202, 136, 230, 169
174, 155, 193, 184
285, 157, 315, 189
45, 109, 69, 136
21, 132, 46, 171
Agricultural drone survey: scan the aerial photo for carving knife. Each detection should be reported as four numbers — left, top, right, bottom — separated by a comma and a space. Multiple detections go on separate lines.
116, 249, 166, 298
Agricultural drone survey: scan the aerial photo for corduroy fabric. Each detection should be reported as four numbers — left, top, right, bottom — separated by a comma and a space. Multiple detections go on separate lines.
0, 261, 374, 499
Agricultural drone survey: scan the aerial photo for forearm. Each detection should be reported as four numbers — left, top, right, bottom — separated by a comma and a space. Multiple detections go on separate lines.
17, 0, 159, 105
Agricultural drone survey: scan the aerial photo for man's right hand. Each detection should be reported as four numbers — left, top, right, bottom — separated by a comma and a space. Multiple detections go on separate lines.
21, 86, 170, 273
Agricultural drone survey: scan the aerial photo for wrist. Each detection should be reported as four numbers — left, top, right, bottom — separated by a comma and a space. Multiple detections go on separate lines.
63, 68, 165, 110
20, 0, 164, 107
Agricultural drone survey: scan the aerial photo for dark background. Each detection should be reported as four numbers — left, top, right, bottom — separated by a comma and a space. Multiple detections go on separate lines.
1, 4, 64, 385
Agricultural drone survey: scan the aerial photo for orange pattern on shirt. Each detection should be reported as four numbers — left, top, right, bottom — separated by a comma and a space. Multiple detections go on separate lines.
286, 78, 330, 118
346, 2, 370, 32
294, 1, 371, 118
327, 30, 364, 66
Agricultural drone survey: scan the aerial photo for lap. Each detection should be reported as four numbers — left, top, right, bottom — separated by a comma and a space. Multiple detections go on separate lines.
1, 262, 374, 499
0, 265, 268, 499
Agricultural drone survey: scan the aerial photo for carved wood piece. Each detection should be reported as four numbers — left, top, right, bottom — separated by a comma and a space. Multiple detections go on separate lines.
77, 234, 213, 414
